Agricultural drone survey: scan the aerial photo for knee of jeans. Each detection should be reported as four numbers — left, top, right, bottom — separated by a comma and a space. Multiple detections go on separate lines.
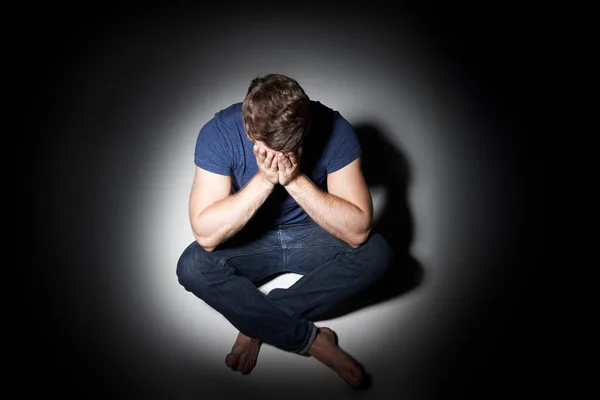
176, 242, 200, 289
364, 233, 394, 269
177, 241, 229, 290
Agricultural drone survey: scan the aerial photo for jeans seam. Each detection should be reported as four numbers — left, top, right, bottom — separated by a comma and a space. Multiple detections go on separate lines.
278, 229, 289, 270
285, 256, 342, 291
267, 292, 297, 319
221, 246, 282, 265
278, 222, 315, 230
287, 244, 350, 251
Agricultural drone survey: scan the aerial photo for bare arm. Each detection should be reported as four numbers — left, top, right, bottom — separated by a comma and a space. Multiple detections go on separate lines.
189, 146, 281, 251
189, 167, 275, 251
279, 154, 373, 248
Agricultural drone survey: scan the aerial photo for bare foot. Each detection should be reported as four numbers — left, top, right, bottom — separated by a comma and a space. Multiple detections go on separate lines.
224, 332, 262, 374
308, 327, 370, 389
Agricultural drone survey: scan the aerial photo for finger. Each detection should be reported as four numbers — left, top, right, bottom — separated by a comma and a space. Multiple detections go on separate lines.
272, 153, 281, 170
282, 155, 293, 168
253, 145, 260, 161
257, 147, 266, 162
277, 155, 287, 169
287, 152, 298, 166
265, 152, 276, 169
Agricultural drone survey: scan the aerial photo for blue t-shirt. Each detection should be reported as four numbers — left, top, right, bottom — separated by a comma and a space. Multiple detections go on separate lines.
194, 100, 362, 228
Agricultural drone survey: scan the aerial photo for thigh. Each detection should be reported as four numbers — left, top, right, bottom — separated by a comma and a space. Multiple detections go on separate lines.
279, 221, 353, 275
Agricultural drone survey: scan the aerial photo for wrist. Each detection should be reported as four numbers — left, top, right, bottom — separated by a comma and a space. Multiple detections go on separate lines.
283, 172, 304, 189
256, 173, 276, 190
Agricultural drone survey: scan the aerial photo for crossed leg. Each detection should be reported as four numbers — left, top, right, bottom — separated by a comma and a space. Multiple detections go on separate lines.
177, 226, 392, 389
223, 233, 391, 388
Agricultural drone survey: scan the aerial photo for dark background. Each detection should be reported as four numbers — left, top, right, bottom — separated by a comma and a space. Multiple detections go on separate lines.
25, 2, 545, 399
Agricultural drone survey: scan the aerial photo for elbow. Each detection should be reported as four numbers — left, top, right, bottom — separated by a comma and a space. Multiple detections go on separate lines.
347, 213, 372, 248
194, 233, 218, 252
191, 220, 217, 252
348, 227, 371, 249
201, 244, 216, 252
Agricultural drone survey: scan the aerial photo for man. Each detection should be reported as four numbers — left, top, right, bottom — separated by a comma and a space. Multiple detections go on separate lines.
176, 74, 393, 389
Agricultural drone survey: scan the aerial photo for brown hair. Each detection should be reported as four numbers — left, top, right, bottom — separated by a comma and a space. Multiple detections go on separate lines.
242, 74, 311, 152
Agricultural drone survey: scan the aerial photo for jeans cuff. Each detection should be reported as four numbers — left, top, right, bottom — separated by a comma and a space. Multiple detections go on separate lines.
296, 322, 318, 355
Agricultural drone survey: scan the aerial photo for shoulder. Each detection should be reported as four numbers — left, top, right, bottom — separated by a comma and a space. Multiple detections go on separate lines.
307, 101, 360, 172
304, 101, 357, 147
213, 102, 243, 130
199, 103, 242, 138
214, 102, 243, 120
310, 100, 334, 121
310, 100, 351, 130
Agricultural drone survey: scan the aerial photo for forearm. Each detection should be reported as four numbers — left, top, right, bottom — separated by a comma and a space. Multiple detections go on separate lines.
192, 174, 274, 251
284, 174, 371, 247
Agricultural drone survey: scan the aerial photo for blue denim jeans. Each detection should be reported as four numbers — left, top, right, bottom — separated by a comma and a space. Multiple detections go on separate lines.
176, 220, 393, 354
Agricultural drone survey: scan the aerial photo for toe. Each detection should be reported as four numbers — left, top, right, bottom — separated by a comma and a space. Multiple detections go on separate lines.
225, 353, 239, 370
238, 354, 248, 373
236, 351, 258, 375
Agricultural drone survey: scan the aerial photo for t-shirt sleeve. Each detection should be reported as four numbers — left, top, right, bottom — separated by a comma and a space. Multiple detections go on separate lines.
323, 112, 362, 173
193, 118, 233, 176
